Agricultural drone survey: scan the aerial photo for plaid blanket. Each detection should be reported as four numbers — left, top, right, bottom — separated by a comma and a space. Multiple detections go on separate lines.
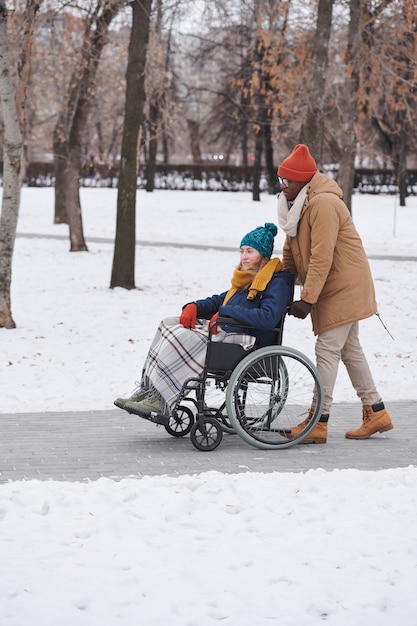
141, 316, 254, 411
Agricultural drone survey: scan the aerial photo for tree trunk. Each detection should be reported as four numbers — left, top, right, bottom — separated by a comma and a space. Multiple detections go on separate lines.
394, 126, 408, 207
53, 112, 69, 223
187, 119, 202, 163
236, 82, 250, 166
146, 102, 158, 192
110, 0, 152, 289
146, 0, 163, 191
240, 119, 249, 166
264, 123, 276, 194
299, 0, 334, 168
252, 128, 263, 202
161, 121, 169, 164
0, 0, 39, 329
66, 146, 88, 251
15, 0, 41, 181
336, 0, 360, 213
0, 8, 21, 327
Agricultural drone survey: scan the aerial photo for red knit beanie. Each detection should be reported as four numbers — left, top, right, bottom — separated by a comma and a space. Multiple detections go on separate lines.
278, 144, 317, 182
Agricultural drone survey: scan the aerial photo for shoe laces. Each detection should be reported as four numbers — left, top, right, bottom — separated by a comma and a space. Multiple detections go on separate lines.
296, 410, 314, 427
362, 405, 373, 422
130, 381, 145, 396
303, 407, 317, 423
144, 386, 161, 402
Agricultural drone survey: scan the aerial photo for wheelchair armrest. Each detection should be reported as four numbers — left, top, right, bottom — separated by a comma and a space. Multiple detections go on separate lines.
216, 316, 254, 329
216, 306, 290, 334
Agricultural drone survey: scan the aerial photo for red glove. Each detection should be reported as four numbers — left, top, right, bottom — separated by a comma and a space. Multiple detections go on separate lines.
289, 300, 313, 319
180, 303, 197, 328
208, 312, 219, 335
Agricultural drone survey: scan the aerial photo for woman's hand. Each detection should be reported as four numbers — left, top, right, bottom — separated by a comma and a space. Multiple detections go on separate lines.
180, 303, 197, 328
208, 312, 219, 335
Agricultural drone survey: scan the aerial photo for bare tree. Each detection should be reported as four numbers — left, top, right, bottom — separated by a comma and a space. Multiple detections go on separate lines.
53, 0, 124, 251
187, 1, 293, 198
299, 0, 334, 169
0, 0, 41, 329
110, 0, 152, 289
361, 0, 417, 206
251, 0, 294, 199
335, 0, 361, 213
144, 0, 175, 191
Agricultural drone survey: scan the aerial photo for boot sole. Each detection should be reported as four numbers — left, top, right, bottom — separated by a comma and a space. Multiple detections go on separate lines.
125, 406, 152, 416
345, 422, 393, 439
300, 437, 327, 444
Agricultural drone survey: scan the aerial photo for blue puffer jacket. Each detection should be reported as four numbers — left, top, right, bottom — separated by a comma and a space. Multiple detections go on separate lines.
193, 270, 294, 347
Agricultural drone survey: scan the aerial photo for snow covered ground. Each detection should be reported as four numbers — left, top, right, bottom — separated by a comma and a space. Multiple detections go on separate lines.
1, 187, 416, 625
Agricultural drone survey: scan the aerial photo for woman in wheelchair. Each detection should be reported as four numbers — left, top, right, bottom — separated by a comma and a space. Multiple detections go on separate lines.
114, 222, 294, 417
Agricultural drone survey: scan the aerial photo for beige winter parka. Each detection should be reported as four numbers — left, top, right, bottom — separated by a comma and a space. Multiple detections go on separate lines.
281, 171, 377, 335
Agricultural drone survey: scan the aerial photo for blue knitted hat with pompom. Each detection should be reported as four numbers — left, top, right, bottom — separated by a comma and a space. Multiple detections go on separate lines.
240, 222, 278, 259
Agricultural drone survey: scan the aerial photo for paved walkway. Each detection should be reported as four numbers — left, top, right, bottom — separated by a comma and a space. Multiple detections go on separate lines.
1, 401, 415, 482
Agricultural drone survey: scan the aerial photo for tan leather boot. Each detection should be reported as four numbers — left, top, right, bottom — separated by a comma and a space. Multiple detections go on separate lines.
299, 420, 328, 444
345, 402, 393, 440
285, 416, 311, 437
286, 411, 329, 444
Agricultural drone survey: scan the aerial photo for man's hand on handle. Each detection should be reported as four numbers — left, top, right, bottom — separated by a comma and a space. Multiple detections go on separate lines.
289, 300, 312, 319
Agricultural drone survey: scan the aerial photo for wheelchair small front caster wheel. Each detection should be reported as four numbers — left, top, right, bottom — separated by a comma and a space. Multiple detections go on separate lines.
165, 405, 194, 437
190, 417, 223, 451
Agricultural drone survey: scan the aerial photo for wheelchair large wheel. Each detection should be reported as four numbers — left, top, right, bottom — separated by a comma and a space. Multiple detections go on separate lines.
190, 417, 223, 451
165, 405, 194, 437
225, 346, 323, 450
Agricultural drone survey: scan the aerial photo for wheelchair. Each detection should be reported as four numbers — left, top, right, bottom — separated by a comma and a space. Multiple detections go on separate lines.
127, 311, 324, 452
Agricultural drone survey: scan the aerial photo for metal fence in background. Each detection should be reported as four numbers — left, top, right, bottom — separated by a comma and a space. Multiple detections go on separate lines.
1, 162, 417, 195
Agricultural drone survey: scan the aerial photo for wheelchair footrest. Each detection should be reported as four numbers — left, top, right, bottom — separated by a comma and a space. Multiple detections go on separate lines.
126, 405, 171, 427
153, 413, 171, 426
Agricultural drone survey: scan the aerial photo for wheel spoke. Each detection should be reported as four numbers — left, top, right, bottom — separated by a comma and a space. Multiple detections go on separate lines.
226, 347, 323, 449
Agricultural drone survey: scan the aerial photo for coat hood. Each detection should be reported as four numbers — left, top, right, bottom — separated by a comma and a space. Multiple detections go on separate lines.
308, 171, 344, 201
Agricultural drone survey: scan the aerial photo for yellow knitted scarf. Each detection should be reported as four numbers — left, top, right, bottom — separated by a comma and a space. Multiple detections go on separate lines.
223, 257, 283, 305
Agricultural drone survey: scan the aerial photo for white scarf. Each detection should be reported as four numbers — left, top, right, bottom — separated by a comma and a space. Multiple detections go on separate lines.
277, 184, 308, 236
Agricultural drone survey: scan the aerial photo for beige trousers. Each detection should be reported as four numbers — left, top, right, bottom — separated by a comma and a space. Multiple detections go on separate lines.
314, 321, 381, 414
